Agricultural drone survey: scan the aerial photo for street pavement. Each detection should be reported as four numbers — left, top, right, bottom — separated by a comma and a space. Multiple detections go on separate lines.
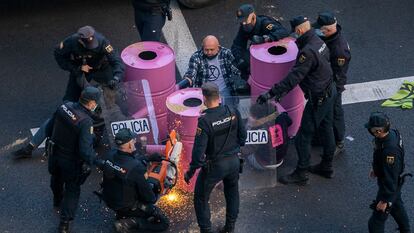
0, 0, 414, 232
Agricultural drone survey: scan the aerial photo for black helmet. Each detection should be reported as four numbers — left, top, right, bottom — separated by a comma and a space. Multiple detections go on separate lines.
365, 112, 390, 130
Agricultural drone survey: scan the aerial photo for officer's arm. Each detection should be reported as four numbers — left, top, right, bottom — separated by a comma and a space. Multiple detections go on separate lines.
379, 151, 401, 203
235, 109, 247, 146
269, 51, 314, 98
263, 21, 289, 42
189, 118, 209, 172
231, 27, 248, 61
332, 49, 351, 92
103, 39, 125, 80
78, 119, 96, 165
183, 52, 200, 87
131, 166, 157, 204
54, 37, 79, 73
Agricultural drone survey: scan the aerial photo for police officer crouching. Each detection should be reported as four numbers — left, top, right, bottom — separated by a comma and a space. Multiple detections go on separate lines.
366, 112, 411, 233
45, 86, 100, 233
184, 82, 247, 233
100, 128, 169, 233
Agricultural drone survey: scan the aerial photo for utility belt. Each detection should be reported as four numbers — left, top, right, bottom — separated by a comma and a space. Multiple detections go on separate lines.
306, 81, 334, 107
205, 150, 244, 174
46, 139, 79, 162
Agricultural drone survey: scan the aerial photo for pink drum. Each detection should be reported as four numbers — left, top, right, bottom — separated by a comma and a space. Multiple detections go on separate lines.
121, 42, 176, 143
249, 39, 305, 137
166, 88, 204, 192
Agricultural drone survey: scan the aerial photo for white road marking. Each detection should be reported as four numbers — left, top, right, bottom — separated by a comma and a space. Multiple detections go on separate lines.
342, 76, 414, 105
162, 0, 197, 77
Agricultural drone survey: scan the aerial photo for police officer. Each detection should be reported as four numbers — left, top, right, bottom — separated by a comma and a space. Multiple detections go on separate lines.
132, 0, 171, 41
366, 112, 411, 233
54, 25, 124, 103
257, 16, 336, 185
184, 82, 247, 233
231, 4, 289, 80
45, 86, 100, 233
313, 11, 351, 155
100, 128, 169, 233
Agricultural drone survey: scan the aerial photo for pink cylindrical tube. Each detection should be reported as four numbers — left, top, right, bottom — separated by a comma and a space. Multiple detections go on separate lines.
121, 41, 176, 144
249, 38, 305, 137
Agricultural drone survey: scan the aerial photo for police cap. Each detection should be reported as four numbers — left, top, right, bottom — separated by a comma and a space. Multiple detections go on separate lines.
237, 4, 255, 22
201, 82, 219, 99
80, 86, 101, 102
365, 112, 390, 129
290, 15, 309, 32
115, 128, 138, 145
313, 11, 337, 29
77, 25, 99, 49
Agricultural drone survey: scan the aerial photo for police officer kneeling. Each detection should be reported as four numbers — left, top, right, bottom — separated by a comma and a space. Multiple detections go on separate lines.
366, 112, 411, 233
45, 86, 100, 233
100, 128, 169, 233
184, 82, 247, 233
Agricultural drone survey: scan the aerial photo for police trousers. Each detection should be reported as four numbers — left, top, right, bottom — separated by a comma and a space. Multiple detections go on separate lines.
194, 155, 240, 230
116, 204, 169, 232
48, 156, 82, 221
133, 8, 166, 41
368, 193, 411, 233
295, 87, 336, 169
333, 91, 345, 143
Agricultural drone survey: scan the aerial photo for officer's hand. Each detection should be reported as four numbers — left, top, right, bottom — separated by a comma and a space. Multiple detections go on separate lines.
376, 201, 388, 212
251, 35, 265, 45
108, 76, 120, 89
263, 35, 272, 43
184, 170, 194, 184
81, 163, 92, 174
81, 65, 93, 73
256, 92, 271, 104
147, 153, 163, 162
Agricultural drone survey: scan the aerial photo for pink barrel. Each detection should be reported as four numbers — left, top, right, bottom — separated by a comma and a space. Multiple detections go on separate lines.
249, 39, 305, 137
121, 41, 176, 144
166, 88, 204, 192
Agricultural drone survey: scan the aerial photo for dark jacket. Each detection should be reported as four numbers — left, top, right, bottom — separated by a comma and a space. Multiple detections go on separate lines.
269, 29, 333, 100
322, 25, 351, 92
372, 129, 405, 203
189, 105, 247, 172
231, 15, 289, 61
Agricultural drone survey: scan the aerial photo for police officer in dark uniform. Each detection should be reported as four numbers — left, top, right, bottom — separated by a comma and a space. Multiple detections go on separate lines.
100, 128, 169, 233
54, 25, 124, 102
313, 11, 351, 154
257, 16, 336, 185
231, 4, 289, 80
132, 0, 171, 41
365, 112, 411, 233
45, 86, 100, 233
184, 82, 247, 233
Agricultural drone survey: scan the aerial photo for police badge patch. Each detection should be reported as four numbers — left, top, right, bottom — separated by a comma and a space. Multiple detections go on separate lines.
196, 127, 202, 136
338, 58, 346, 66
299, 54, 306, 63
105, 45, 114, 53
386, 155, 395, 165
266, 24, 274, 31
90, 126, 94, 135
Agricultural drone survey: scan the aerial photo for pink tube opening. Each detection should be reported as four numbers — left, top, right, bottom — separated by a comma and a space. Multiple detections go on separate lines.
267, 46, 287, 56
138, 51, 157, 60
183, 98, 202, 107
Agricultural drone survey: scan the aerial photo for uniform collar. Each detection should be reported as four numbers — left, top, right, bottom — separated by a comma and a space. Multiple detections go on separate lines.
202, 104, 222, 113
117, 150, 136, 158
322, 24, 342, 44
295, 29, 317, 49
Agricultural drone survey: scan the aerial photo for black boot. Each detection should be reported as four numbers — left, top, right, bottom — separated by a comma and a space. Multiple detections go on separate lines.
12, 144, 34, 159
58, 221, 70, 233
309, 161, 334, 178
219, 222, 235, 233
114, 218, 140, 233
278, 168, 308, 185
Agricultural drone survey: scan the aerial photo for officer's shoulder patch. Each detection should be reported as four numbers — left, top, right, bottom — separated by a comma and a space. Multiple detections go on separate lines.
337, 57, 346, 67
196, 127, 202, 136
386, 155, 395, 165
90, 126, 94, 135
59, 41, 64, 49
299, 54, 307, 63
105, 45, 114, 53
265, 24, 274, 31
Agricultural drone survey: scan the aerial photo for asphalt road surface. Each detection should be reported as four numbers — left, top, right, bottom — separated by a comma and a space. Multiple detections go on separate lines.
1, 0, 414, 232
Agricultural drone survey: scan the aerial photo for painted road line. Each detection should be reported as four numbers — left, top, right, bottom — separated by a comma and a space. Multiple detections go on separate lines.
342, 76, 414, 105
162, 0, 197, 77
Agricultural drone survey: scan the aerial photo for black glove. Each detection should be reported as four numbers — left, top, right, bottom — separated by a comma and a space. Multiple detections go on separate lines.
184, 170, 194, 184
251, 35, 265, 45
147, 153, 163, 162
263, 35, 272, 43
108, 76, 120, 89
256, 92, 272, 104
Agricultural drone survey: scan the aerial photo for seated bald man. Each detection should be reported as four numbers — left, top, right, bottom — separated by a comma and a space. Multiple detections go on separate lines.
178, 35, 242, 105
